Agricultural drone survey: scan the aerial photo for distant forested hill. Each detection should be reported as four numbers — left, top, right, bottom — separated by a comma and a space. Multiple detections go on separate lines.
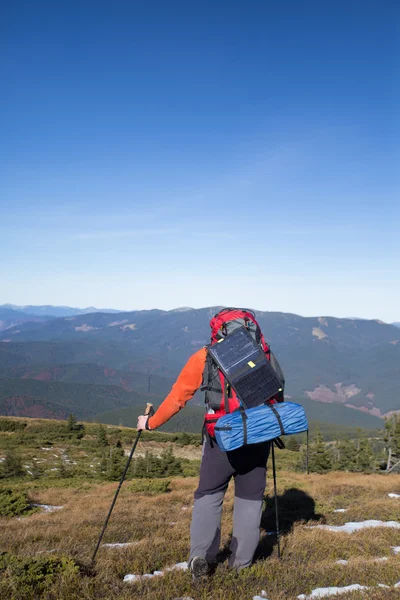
0, 306, 399, 424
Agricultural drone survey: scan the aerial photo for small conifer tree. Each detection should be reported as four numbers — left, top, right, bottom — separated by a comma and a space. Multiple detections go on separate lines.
286, 436, 301, 452
1, 449, 26, 479
96, 425, 109, 447
307, 431, 332, 474
67, 414, 77, 432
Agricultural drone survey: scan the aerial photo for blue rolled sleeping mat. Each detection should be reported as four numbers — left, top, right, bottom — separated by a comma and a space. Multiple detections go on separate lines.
214, 401, 308, 452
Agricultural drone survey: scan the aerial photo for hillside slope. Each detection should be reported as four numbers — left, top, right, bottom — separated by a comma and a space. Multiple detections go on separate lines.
0, 378, 160, 420
1, 308, 398, 419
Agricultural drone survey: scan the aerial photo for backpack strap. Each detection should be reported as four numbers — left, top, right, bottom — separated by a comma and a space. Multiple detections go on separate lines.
267, 404, 285, 437
200, 350, 221, 394
274, 437, 286, 450
223, 380, 230, 414
239, 406, 248, 445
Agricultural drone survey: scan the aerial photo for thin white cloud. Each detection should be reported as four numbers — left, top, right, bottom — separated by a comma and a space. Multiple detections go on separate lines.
73, 227, 178, 240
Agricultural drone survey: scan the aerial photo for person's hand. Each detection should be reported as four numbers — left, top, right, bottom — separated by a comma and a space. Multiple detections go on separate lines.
137, 415, 150, 431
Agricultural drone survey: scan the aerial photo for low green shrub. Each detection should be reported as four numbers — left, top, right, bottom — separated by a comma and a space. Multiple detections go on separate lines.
0, 552, 79, 597
0, 489, 35, 518
181, 458, 200, 477
0, 419, 27, 432
174, 432, 202, 447
127, 478, 171, 495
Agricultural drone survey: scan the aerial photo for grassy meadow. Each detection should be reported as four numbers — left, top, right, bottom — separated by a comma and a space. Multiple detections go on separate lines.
0, 417, 399, 600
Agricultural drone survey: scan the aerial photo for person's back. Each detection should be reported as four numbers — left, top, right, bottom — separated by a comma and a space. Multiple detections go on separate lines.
137, 307, 284, 579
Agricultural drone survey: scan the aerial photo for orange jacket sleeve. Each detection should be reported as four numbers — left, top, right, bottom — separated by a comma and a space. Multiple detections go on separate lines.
147, 347, 207, 429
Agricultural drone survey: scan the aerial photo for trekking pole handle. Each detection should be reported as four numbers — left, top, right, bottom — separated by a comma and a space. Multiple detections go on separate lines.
145, 403, 154, 417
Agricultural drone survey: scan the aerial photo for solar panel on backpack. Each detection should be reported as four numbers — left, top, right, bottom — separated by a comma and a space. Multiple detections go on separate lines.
208, 326, 283, 409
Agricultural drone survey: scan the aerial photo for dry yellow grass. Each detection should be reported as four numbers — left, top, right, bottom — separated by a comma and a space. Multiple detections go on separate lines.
1, 470, 400, 599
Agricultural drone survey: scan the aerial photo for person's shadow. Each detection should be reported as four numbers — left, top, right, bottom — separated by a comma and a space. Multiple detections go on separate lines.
254, 487, 325, 561
214, 488, 324, 566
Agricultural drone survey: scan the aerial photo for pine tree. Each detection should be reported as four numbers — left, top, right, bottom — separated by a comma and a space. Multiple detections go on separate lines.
355, 437, 375, 472
307, 431, 332, 474
336, 439, 356, 471
96, 425, 109, 447
30, 462, 44, 480
385, 415, 400, 459
131, 449, 182, 479
395, 418, 400, 454
286, 436, 300, 452
67, 414, 77, 432
160, 446, 183, 477
1, 449, 25, 478
106, 442, 126, 481
98, 452, 108, 478
57, 459, 68, 479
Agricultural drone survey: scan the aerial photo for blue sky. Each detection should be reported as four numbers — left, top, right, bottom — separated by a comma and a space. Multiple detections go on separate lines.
1, 1, 399, 321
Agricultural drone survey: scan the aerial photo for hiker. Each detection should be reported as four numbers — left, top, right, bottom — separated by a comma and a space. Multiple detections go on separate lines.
137, 308, 285, 579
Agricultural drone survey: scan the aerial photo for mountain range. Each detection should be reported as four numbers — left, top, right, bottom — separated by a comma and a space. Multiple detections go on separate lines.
0, 304, 119, 325
0, 305, 399, 430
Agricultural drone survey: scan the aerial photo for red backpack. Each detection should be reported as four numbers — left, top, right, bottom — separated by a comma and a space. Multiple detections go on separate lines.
202, 308, 285, 438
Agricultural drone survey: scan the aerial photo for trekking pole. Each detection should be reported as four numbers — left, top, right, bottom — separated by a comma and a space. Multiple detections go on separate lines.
90, 403, 154, 565
271, 440, 281, 559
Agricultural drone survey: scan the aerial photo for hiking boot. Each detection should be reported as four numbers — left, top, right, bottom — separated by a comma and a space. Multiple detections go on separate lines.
190, 556, 209, 580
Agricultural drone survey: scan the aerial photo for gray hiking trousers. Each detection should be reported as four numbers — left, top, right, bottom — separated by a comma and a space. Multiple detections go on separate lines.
189, 439, 270, 570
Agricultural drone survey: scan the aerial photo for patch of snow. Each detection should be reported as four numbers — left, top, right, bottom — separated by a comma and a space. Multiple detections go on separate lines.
392, 546, 400, 554
102, 543, 138, 549
307, 520, 400, 533
253, 592, 268, 600
74, 324, 98, 332
124, 561, 188, 584
121, 323, 136, 331
181, 506, 189, 511
32, 504, 64, 513
388, 493, 400, 499
169, 522, 176, 525
336, 557, 388, 565
123, 574, 140, 583
312, 327, 328, 340
169, 562, 188, 572
395, 581, 400, 588
333, 509, 347, 513
0, 458, 5, 463
107, 320, 128, 327
297, 584, 368, 599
